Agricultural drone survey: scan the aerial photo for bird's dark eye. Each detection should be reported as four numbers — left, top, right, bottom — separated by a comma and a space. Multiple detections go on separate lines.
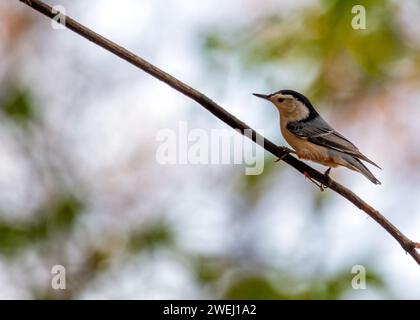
277, 98, 285, 103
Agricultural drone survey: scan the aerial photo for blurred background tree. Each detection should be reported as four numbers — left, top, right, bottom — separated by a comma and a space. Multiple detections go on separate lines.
0, 0, 419, 299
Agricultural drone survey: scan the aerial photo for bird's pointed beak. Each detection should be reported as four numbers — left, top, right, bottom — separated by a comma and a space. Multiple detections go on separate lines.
252, 93, 271, 100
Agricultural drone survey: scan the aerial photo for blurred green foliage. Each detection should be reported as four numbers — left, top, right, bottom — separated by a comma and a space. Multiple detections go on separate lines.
0, 196, 82, 256
224, 276, 284, 299
237, 157, 278, 206
223, 269, 384, 299
1, 87, 36, 124
128, 221, 174, 252
203, 0, 419, 99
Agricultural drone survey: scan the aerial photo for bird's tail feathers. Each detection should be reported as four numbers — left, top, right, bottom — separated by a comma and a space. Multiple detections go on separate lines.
345, 156, 381, 185
353, 153, 382, 170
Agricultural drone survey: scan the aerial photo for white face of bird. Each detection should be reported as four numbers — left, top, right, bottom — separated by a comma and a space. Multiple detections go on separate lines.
253, 93, 309, 121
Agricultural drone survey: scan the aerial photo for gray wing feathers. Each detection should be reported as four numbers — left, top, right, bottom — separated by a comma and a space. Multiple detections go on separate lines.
287, 117, 381, 169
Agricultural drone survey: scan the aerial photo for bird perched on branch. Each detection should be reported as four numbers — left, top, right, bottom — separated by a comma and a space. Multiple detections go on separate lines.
253, 89, 381, 185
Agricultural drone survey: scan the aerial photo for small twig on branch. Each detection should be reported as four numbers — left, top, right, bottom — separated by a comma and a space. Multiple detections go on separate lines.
19, 0, 420, 265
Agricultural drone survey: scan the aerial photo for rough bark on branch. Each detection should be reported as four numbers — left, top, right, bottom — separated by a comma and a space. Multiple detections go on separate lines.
19, 0, 420, 265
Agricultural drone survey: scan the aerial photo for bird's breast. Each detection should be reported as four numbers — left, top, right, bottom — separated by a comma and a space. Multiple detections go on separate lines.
279, 116, 308, 152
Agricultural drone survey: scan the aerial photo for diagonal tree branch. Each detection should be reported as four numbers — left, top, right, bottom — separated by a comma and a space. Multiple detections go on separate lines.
19, 0, 420, 265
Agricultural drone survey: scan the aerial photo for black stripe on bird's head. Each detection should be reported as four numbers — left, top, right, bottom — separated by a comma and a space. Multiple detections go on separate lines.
274, 89, 319, 121
254, 89, 320, 122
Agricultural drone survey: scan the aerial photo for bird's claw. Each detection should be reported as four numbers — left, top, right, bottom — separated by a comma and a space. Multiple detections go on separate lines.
275, 155, 286, 162
324, 168, 331, 177
275, 147, 296, 162
304, 171, 326, 192
321, 168, 332, 190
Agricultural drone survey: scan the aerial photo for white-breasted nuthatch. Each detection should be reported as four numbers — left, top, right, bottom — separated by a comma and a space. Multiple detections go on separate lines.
253, 89, 381, 185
